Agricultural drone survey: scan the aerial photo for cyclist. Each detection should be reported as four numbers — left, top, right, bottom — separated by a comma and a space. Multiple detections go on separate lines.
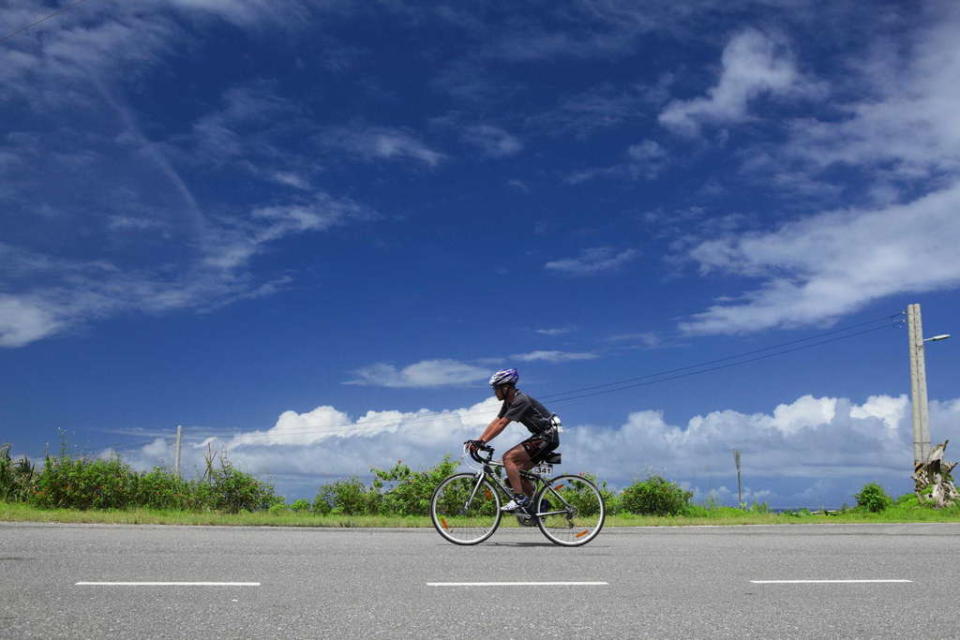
466, 368, 559, 514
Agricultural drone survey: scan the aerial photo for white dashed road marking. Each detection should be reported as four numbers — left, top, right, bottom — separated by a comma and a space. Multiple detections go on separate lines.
750, 580, 912, 584
75, 582, 261, 586
427, 581, 608, 587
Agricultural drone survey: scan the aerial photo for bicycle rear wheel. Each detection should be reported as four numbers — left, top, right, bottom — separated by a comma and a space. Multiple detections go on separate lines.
431, 472, 502, 545
534, 474, 605, 546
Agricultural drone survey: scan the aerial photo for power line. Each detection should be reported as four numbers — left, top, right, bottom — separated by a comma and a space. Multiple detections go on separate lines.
225, 314, 900, 437
538, 313, 900, 402
1, 0, 91, 44
549, 323, 896, 406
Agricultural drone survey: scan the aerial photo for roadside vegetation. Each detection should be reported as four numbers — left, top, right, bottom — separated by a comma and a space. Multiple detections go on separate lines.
3, 443, 959, 527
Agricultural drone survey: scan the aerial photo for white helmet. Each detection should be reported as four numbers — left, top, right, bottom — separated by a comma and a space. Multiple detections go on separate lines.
488, 368, 519, 388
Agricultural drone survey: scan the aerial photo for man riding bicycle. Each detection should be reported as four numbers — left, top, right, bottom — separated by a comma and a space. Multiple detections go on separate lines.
466, 369, 560, 515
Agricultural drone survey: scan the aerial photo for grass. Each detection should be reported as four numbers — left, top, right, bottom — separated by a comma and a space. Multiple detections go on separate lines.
4, 498, 960, 528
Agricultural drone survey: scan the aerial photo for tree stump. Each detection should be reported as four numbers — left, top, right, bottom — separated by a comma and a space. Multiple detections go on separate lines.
913, 441, 959, 508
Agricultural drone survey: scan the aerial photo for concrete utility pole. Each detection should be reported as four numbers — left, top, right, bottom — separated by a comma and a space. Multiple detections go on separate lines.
906, 304, 951, 466
733, 450, 743, 508
174, 425, 183, 478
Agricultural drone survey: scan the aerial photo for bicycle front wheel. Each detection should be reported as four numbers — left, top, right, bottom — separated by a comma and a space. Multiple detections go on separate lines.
431, 472, 502, 545
535, 474, 605, 546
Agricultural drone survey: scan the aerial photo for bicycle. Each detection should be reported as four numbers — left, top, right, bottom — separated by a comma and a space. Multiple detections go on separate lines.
430, 443, 605, 546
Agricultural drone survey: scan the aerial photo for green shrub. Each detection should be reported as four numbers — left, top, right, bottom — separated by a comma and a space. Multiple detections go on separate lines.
896, 493, 919, 507
313, 478, 379, 515
207, 462, 279, 513
749, 502, 770, 514
290, 499, 311, 512
551, 473, 614, 517
33, 456, 138, 510
855, 483, 892, 513
620, 475, 692, 516
134, 468, 194, 510
372, 458, 459, 516
0, 446, 36, 503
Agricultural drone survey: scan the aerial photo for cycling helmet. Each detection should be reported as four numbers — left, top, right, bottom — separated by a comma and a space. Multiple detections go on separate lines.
489, 368, 519, 388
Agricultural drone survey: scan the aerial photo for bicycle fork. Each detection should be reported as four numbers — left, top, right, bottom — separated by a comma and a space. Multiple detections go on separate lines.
460, 472, 488, 514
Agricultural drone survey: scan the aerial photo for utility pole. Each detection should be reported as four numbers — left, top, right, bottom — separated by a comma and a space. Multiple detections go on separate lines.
733, 450, 743, 508
906, 304, 951, 466
174, 425, 183, 478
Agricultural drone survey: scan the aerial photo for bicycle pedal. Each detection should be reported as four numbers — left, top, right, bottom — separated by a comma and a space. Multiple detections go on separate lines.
516, 514, 537, 527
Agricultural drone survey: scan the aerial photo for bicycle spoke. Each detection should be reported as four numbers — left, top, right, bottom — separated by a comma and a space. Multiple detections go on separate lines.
535, 475, 605, 546
431, 473, 501, 545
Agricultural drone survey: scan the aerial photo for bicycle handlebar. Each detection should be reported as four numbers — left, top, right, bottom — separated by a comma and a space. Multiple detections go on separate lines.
465, 442, 495, 464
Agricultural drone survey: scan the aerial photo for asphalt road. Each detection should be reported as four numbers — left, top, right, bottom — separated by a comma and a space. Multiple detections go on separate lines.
2, 521, 958, 639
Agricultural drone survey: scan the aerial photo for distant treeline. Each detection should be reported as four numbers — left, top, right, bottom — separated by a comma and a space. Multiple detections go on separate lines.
1, 443, 716, 516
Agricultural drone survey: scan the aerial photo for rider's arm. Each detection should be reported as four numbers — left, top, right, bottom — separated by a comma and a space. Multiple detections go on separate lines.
478, 417, 510, 443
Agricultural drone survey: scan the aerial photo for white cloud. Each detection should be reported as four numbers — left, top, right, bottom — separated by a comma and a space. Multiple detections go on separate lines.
545, 247, 638, 275
607, 332, 662, 349
783, 6, 960, 182
118, 393, 960, 507
627, 139, 666, 163
461, 124, 523, 157
0, 186, 372, 347
164, 0, 311, 27
659, 29, 813, 136
0, 11, 376, 349
535, 327, 574, 336
680, 184, 960, 334
323, 126, 446, 167
676, 7, 960, 335
511, 350, 597, 363
271, 172, 311, 190
529, 79, 672, 138
566, 139, 669, 183
0, 295, 65, 348
347, 359, 489, 388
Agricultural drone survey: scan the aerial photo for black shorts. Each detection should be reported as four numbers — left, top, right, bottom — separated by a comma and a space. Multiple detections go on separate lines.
520, 430, 559, 463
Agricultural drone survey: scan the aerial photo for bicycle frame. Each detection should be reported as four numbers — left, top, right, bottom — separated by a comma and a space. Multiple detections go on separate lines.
464, 449, 571, 519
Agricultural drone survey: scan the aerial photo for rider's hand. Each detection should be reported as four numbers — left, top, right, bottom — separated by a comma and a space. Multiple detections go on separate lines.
464, 439, 485, 452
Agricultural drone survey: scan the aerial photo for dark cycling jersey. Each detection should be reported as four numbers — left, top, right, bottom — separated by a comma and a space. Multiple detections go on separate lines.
498, 389, 553, 435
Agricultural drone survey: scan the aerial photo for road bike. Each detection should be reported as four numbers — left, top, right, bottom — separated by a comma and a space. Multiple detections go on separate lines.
430, 443, 605, 547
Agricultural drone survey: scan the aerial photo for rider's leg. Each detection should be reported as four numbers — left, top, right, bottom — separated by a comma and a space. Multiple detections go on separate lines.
503, 445, 535, 496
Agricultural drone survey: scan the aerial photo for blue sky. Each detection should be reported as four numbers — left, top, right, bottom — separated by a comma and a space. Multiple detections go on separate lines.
2, 0, 959, 507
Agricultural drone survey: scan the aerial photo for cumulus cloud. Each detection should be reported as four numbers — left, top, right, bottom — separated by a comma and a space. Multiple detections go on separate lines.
659, 29, 814, 136
680, 185, 960, 334
119, 393, 960, 507
347, 359, 489, 388
545, 247, 637, 275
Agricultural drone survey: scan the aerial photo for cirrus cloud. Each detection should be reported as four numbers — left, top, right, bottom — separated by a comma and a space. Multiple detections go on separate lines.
545, 247, 638, 275
511, 350, 597, 363
680, 184, 960, 334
